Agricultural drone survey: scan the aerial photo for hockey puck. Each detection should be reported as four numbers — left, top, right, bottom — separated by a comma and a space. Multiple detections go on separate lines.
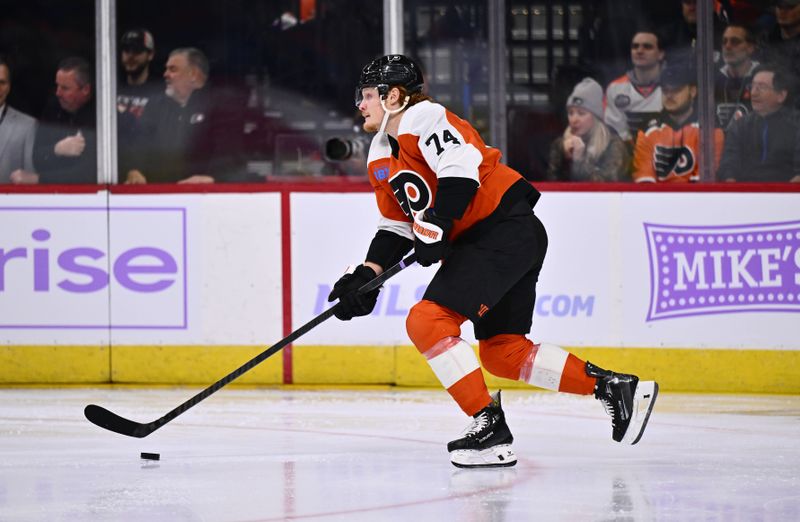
140, 452, 160, 461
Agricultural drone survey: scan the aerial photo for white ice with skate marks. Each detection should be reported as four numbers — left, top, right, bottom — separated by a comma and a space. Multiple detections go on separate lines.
0, 388, 799, 521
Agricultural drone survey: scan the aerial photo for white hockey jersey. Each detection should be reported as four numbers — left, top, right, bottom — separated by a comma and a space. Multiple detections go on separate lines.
604, 71, 663, 141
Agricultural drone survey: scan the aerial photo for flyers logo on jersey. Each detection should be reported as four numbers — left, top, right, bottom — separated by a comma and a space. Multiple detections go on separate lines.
389, 170, 432, 219
654, 145, 694, 177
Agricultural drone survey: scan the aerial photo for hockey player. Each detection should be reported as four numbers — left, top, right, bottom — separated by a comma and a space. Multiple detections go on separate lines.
328, 55, 658, 468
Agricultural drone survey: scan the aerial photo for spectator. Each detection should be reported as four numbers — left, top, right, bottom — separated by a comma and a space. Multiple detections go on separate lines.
0, 56, 38, 184
605, 31, 665, 142
125, 47, 243, 184
117, 29, 160, 130
727, 1, 772, 26
759, 1, 800, 108
33, 57, 96, 184
716, 24, 760, 129
717, 64, 800, 182
576, 2, 677, 86
633, 65, 724, 183
547, 78, 629, 181
669, 0, 701, 51
661, 0, 727, 63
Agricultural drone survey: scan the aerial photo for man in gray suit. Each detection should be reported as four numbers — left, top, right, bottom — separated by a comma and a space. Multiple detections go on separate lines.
0, 57, 38, 184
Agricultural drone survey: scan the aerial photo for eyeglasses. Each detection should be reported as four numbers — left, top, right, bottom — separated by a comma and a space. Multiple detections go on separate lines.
750, 82, 775, 93
722, 37, 745, 46
631, 42, 656, 50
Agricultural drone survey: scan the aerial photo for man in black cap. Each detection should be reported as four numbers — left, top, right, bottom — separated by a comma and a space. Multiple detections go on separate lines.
117, 29, 159, 127
632, 64, 724, 183
117, 29, 161, 177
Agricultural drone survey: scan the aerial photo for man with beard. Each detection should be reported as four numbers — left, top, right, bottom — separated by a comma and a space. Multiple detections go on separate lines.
124, 47, 244, 184
117, 29, 159, 125
633, 65, 724, 182
117, 29, 161, 177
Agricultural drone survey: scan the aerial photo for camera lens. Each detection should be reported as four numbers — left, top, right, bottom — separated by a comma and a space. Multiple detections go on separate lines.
324, 137, 366, 161
325, 138, 353, 161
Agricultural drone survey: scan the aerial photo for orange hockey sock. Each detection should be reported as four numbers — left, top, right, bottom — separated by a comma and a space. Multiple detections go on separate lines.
478, 334, 534, 380
480, 335, 595, 395
445, 366, 492, 416
406, 300, 466, 350
407, 301, 491, 416
558, 352, 596, 395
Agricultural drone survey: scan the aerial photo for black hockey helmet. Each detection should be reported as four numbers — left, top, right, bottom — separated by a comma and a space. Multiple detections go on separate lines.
355, 54, 424, 107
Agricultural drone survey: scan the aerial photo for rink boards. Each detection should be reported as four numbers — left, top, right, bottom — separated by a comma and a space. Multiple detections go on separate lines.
1, 186, 799, 392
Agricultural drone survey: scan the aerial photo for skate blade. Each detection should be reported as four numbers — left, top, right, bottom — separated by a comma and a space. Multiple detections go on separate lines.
450, 444, 517, 468
621, 380, 659, 445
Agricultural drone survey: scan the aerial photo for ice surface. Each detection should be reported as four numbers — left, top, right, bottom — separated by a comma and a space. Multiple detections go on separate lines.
0, 387, 798, 521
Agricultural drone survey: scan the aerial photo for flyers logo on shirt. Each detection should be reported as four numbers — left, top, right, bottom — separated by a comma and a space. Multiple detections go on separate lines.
654, 145, 694, 177
389, 170, 432, 220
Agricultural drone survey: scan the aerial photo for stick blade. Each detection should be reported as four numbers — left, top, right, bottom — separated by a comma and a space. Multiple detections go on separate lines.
84, 404, 154, 438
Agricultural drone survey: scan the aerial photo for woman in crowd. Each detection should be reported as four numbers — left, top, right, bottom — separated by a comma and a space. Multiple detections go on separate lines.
547, 78, 629, 182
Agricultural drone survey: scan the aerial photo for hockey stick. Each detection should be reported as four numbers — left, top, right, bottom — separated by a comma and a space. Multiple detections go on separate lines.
84, 253, 417, 438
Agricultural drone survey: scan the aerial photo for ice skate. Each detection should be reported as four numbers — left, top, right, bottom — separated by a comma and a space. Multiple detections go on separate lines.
586, 362, 659, 445
447, 391, 517, 468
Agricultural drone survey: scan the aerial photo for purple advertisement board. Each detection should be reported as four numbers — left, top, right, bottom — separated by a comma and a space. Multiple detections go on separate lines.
0, 207, 187, 329
644, 221, 800, 321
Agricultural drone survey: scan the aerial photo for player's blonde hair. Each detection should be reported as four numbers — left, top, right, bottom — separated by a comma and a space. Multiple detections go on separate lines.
393, 85, 433, 108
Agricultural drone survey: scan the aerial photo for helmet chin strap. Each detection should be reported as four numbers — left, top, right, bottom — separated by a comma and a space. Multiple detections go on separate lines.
378, 95, 410, 135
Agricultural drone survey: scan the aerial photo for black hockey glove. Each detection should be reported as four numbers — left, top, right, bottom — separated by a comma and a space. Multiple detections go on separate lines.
413, 209, 453, 267
327, 264, 380, 320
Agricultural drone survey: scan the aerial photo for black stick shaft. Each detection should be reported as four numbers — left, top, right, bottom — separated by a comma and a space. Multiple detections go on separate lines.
88, 253, 417, 436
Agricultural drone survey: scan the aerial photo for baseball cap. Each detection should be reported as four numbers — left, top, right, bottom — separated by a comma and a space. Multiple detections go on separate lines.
120, 29, 154, 52
660, 65, 696, 87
